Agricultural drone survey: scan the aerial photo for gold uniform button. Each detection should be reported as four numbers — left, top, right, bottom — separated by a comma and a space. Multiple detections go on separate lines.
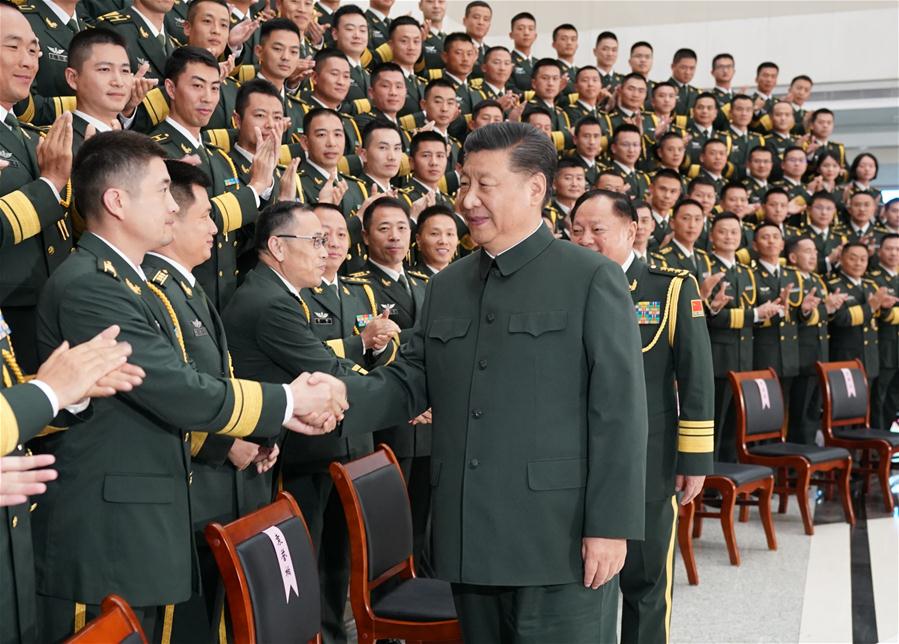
217, 242, 222, 249
11, 516, 18, 528
218, 271, 224, 277
189, 472, 193, 485
184, 432, 190, 443
47, 245, 55, 255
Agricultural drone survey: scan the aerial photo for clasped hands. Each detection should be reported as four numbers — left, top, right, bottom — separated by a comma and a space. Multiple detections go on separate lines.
283, 372, 349, 435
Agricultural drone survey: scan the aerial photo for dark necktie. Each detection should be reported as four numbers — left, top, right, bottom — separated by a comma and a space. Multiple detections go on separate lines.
4, 112, 25, 148
66, 17, 79, 33
397, 273, 411, 296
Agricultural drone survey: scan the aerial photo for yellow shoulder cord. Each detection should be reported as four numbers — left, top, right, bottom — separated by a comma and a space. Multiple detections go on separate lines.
642, 277, 678, 354
667, 276, 686, 347
297, 295, 311, 322
1, 346, 28, 384
145, 283, 188, 363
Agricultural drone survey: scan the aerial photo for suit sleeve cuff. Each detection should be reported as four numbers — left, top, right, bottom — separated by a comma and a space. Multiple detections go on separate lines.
29, 379, 60, 417
39, 177, 62, 202
282, 383, 293, 424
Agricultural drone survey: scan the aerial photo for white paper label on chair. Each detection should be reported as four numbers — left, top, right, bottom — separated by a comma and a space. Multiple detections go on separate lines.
754, 379, 771, 409
262, 526, 300, 603
839, 368, 857, 398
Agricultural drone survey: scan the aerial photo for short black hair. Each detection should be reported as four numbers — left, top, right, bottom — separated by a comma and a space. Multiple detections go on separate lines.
463, 122, 557, 206
811, 107, 834, 122
620, 72, 648, 87
443, 31, 474, 50
673, 198, 703, 217
842, 242, 869, 255
630, 40, 653, 54
464, 1, 491, 17
556, 157, 586, 173
731, 93, 753, 108
72, 131, 167, 220
314, 47, 349, 72
484, 45, 510, 62
388, 15, 420, 37
754, 221, 782, 237
849, 153, 879, 181
531, 58, 563, 78
573, 115, 602, 135
471, 99, 503, 120
186, 0, 229, 22
763, 186, 789, 203
749, 146, 775, 162
362, 195, 410, 231
688, 176, 718, 193
652, 168, 682, 184
849, 190, 877, 202
712, 53, 734, 68
672, 48, 697, 64
303, 106, 341, 135
651, 80, 677, 96
612, 123, 641, 144
783, 145, 806, 159
711, 211, 741, 228
259, 17, 301, 44
164, 45, 219, 82
255, 201, 314, 252
510, 11, 536, 27
575, 65, 600, 82
417, 204, 456, 230
361, 118, 402, 148
881, 232, 899, 245
410, 130, 447, 157
67, 27, 127, 73
595, 31, 617, 46
701, 138, 727, 152
756, 61, 779, 75
332, 3, 365, 28
370, 61, 404, 85
790, 74, 813, 86
572, 188, 636, 223
424, 77, 456, 97
522, 104, 553, 123
165, 159, 212, 214
721, 182, 747, 198
808, 191, 837, 208
552, 23, 577, 41
694, 91, 717, 106
235, 78, 281, 118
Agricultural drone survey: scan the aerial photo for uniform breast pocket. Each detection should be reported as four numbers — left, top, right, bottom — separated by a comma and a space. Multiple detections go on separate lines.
508, 311, 568, 337
427, 317, 471, 343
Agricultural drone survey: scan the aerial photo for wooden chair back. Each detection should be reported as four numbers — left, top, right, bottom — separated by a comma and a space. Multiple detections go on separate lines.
728, 368, 787, 457
816, 359, 870, 434
64, 595, 146, 644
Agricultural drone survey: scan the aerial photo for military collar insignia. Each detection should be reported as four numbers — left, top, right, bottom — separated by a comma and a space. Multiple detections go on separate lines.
381, 278, 392, 287
179, 280, 193, 297
125, 278, 142, 295
313, 311, 332, 324
102, 259, 118, 278
180, 143, 193, 155
44, 16, 58, 28
151, 269, 168, 285
139, 26, 149, 38
629, 279, 638, 292
313, 286, 323, 294
635, 301, 661, 325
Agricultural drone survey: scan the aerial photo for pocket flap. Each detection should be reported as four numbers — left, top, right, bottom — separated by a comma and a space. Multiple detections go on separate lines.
527, 457, 587, 491
103, 474, 174, 504
508, 311, 567, 337
427, 318, 471, 343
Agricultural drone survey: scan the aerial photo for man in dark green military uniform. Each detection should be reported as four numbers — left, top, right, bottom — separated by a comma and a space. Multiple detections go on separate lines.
654, 199, 712, 283
338, 122, 648, 642
149, 47, 277, 310
844, 191, 888, 252
828, 243, 887, 382
799, 192, 846, 275
420, 0, 446, 72
300, 49, 366, 156
97, 0, 179, 80
727, 94, 765, 180
33, 130, 345, 642
19, 0, 90, 98
705, 213, 782, 461
571, 189, 714, 644
223, 201, 395, 644
0, 4, 74, 373
507, 12, 536, 93
869, 234, 899, 429
751, 223, 801, 420
330, 5, 371, 103
298, 107, 369, 271
667, 48, 699, 117
141, 161, 277, 643
594, 31, 622, 89
604, 124, 652, 200
1, 317, 141, 644
364, 0, 391, 49
562, 67, 613, 134
750, 62, 779, 131
525, 59, 572, 133
551, 23, 578, 93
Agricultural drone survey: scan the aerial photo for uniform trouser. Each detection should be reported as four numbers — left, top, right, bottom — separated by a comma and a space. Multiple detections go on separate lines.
789, 375, 821, 445
451, 578, 619, 644
170, 536, 227, 644
620, 496, 679, 644
38, 595, 172, 643
282, 470, 351, 644
397, 455, 432, 576
873, 368, 899, 430
714, 378, 737, 462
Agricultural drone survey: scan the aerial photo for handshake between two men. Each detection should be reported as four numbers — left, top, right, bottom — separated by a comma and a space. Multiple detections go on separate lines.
284, 372, 350, 436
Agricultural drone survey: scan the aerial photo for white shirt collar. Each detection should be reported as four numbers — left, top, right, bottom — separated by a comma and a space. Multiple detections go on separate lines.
618, 105, 635, 117
577, 99, 596, 112
852, 222, 871, 235
485, 81, 504, 96
131, 6, 163, 38
164, 117, 202, 149
74, 110, 114, 133
513, 49, 531, 61
597, 66, 614, 76
883, 266, 897, 277
412, 176, 437, 193
44, 0, 77, 24
714, 85, 732, 94
652, 210, 668, 225
783, 176, 800, 186
579, 154, 595, 169
759, 259, 780, 274
364, 173, 392, 194
752, 176, 767, 188
556, 202, 571, 216
268, 264, 301, 297
842, 272, 862, 286
672, 238, 694, 258
146, 252, 196, 286
305, 158, 335, 181
614, 160, 635, 174
321, 275, 340, 289
730, 125, 747, 137
713, 253, 735, 269
369, 259, 404, 282
256, 72, 285, 97
621, 250, 636, 274
444, 71, 467, 85
234, 144, 254, 163
0, 104, 13, 128
704, 169, 723, 181
367, 7, 387, 20
487, 221, 544, 258
92, 232, 147, 281
809, 224, 828, 236
231, 5, 248, 20
755, 90, 771, 100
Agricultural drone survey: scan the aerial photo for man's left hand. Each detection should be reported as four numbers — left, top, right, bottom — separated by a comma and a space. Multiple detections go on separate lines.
675, 474, 705, 505
581, 537, 626, 589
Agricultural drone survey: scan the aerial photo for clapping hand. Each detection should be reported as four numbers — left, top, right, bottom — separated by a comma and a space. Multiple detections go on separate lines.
825, 288, 849, 314
800, 286, 820, 315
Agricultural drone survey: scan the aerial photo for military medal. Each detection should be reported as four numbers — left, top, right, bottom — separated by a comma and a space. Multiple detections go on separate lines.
355, 313, 374, 328
635, 301, 661, 325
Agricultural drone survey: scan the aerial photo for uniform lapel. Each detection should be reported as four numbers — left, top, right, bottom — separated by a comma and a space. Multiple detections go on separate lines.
36, 1, 75, 50
132, 12, 169, 75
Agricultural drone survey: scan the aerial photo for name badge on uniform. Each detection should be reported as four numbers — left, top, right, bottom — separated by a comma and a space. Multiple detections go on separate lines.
356, 313, 374, 328
635, 301, 661, 325
313, 311, 333, 325
190, 319, 208, 337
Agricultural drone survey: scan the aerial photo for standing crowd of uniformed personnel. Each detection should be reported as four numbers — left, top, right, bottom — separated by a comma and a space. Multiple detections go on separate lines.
0, 0, 894, 641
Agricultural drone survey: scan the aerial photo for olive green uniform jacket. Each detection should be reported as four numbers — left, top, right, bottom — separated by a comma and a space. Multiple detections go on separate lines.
828, 272, 880, 379
32, 233, 286, 607
340, 226, 648, 586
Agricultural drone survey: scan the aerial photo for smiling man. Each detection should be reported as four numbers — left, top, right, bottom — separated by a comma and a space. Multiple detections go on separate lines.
338, 122, 648, 642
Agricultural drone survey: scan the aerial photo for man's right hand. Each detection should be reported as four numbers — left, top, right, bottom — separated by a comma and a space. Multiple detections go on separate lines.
36, 325, 144, 409
227, 438, 261, 470
0, 454, 57, 506
37, 112, 73, 194
700, 271, 726, 300
284, 372, 348, 435
360, 310, 400, 351
248, 126, 278, 196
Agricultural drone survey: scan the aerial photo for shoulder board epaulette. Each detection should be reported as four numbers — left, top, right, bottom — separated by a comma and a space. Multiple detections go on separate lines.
647, 264, 686, 278
285, 93, 303, 106
150, 269, 170, 286
341, 275, 370, 285
205, 141, 225, 152
869, 270, 882, 277
696, 247, 709, 257
151, 132, 170, 143
650, 252, 666, 262
348, 270, 371, 278
408, 270, 429, 281
863, 278, 877, 286
469, 77, 484, 89
659, 246, 674, 254
99, 10, 131, 22
97, 257, 120, 280
828, 276, 841, 284
19, 121, 47, 134
18, 4, 37, 12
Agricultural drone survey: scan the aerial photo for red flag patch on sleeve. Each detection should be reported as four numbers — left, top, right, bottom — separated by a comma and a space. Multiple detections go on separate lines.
691, 299, 705, 317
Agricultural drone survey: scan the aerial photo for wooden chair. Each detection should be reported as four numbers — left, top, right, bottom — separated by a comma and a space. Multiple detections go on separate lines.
64, 595, 146, 644
817, 359, 899, 512
330, 444, 461, 643
691, 462, 777, 566
729, 368, 855, 535
205, 491, 322, 644
677, 500, 698, 585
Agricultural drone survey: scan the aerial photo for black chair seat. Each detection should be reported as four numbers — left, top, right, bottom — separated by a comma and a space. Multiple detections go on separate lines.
833, 428, 899, 446
749, 442, 850, 464
372, 578, 457, 622
711, 462, 774, 486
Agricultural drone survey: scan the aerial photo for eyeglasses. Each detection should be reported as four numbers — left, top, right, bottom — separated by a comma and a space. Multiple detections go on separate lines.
276, 234, 329, 248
